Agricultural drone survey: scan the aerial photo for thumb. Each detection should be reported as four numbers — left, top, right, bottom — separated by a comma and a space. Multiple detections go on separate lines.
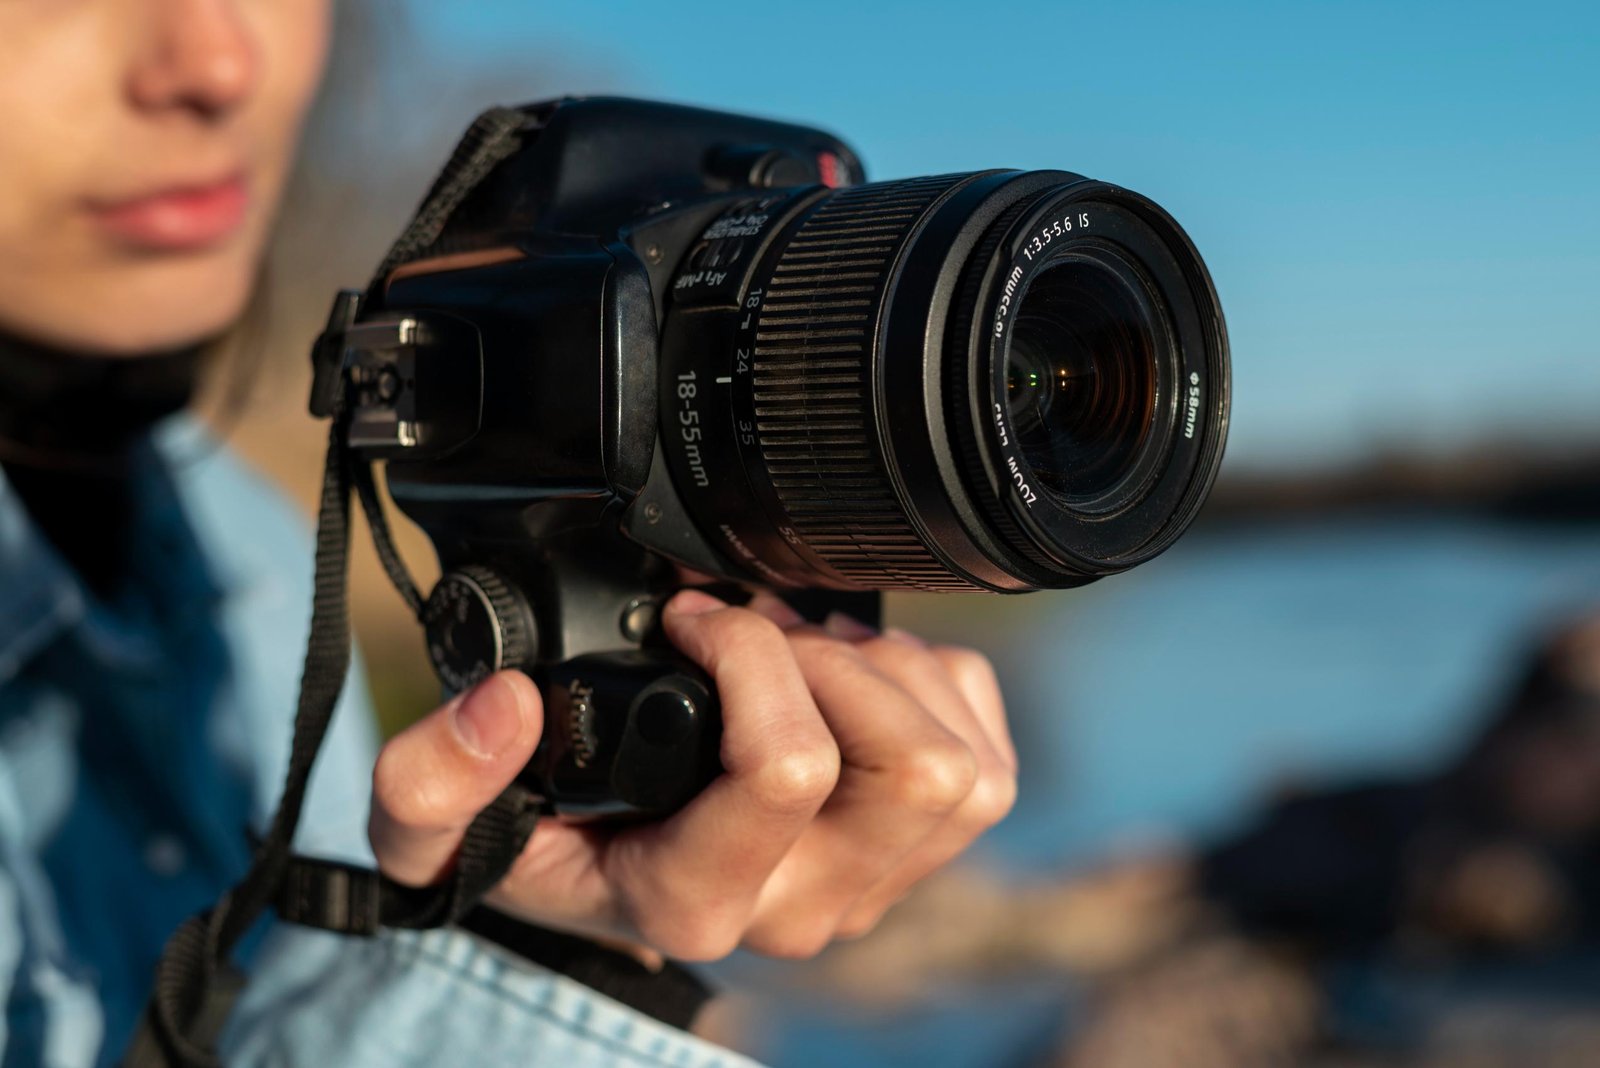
369, 670, 542, 886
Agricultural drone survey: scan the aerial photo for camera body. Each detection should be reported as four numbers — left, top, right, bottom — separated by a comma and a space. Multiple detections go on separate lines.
356, 97, 870, 657
332, 98, 877, 815
326, 96, 1230, 817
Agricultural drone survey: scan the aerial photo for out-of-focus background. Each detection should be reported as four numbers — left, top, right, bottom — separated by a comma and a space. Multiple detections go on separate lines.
219, 2, 1600, 1064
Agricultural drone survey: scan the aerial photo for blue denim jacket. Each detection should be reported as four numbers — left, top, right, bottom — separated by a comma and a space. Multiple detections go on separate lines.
0, 419, 760, 1068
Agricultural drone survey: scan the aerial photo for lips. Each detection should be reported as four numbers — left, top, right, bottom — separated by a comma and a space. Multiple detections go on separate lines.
87, 172, 251, 251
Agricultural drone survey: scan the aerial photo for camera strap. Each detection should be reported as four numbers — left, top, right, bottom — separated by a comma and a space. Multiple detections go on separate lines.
125, 107, 539, 1068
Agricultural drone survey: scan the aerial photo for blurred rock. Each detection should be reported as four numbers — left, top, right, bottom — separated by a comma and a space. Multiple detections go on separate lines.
783, 854, 1202, 1006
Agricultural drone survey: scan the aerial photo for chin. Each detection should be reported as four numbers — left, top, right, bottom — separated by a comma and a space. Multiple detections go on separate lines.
41, 255, 257, 358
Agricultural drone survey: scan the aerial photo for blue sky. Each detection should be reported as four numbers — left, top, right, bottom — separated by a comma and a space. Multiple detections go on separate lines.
422, 1, 1599, 471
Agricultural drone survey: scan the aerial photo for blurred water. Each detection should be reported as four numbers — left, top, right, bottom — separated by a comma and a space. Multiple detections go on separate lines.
745, 513, 1600, 1067
907, 513, 1600, 871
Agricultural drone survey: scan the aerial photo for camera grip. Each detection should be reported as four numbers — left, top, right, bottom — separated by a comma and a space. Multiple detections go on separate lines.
520, 651, 723, 819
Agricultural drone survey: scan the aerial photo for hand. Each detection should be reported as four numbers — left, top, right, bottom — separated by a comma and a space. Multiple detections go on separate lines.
368, 589, 1017, 961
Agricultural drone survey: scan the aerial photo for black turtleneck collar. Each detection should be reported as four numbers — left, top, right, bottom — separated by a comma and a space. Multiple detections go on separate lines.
0, 332, 201, 463
0, 331, 203, 597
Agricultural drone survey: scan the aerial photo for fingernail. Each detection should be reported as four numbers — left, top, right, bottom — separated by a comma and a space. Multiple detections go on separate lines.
452, 674, 526, 758
824, 611, 877, 640
667, 588, 726, 618
882, 626, 927, 648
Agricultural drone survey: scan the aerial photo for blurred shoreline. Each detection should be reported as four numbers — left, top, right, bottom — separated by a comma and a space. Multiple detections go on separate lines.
1207, 441, 1600, 526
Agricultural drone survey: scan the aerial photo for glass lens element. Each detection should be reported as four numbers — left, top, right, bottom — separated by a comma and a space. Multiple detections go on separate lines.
1005, 257, 1159, 501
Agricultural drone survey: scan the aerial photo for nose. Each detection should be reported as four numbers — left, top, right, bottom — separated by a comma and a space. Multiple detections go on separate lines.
126, 0, 260, 119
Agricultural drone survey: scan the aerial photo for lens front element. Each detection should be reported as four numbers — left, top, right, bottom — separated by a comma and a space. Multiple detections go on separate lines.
1005, 252, 1161, 505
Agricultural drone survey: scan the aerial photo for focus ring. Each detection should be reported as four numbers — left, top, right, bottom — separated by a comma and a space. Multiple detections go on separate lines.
751, 175, 975, 591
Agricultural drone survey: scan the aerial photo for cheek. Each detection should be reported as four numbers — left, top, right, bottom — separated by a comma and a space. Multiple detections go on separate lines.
0, 15, 180, 351
0, 2, 330, 355
245, 0, 332, 198
0, 15, 121, 274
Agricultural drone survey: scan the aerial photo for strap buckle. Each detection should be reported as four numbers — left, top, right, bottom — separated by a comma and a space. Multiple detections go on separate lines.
276, 858, 386, 937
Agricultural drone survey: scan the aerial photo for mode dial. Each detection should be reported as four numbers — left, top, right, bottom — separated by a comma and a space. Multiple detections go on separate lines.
423, 565, 535, 693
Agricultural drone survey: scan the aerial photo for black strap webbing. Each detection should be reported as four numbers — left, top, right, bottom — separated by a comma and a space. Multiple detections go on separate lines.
125, 106, 536, 1068
352, 461, 423, 616
272, 785, 541, 936
365, 107, 532, 302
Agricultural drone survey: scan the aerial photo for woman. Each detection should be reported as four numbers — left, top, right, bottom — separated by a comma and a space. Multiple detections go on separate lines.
0, 2, 1018, 1066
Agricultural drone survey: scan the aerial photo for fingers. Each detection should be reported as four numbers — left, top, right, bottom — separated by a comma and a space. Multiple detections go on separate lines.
825, 627, 1016, 938
927, 640, 1015, 772
740, 625, 979, 957
601, 589, 840, 960
723, 594, 1016, 954
424, 588, 1014, 969
744, 588, 805, 628
369, 670, 542, 887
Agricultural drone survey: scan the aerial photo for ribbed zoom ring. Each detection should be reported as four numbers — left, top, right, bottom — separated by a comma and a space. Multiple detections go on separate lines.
750, 175, 976, 591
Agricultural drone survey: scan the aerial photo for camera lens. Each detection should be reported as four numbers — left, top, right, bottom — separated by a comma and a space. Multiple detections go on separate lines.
656, 169, 1229, 592
1004, 253, 1161, 505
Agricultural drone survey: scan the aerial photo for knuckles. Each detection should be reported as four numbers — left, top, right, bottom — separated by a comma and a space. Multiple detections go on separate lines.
934, 645, 1006, 712
743, 915, 839, 960
631, 903, 746, 962
934, 645, 1000, 690
832, 909, 886, 942
888, 736, 981, 816
964, 761, 1019, 829
747, 744, 842, 816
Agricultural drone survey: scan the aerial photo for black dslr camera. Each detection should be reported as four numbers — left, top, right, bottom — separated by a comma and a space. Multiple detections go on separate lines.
319, 97, 1230, 820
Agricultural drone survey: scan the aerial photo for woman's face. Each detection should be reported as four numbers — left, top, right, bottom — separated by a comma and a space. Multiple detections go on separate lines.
0, 0, 331, 356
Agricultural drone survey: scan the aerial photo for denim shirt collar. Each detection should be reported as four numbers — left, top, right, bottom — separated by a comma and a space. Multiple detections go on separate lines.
0, 421, 225, 685
0, 469, 85, 683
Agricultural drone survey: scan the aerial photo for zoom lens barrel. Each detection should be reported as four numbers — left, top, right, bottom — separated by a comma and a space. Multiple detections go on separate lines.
658, 169, 1229, 593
